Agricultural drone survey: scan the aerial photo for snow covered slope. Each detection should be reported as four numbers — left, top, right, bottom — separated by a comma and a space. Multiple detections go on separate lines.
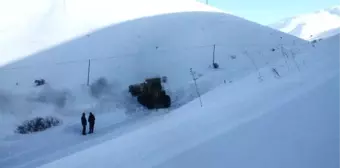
311, 27, 340, 40
37, 35, 339, 168
0, 0, 225, 67
0, 0, 302, 90
0, 1, 313, 166
270, 6, 340, 40
0, 0, 337, 166
0, 0, 305, 127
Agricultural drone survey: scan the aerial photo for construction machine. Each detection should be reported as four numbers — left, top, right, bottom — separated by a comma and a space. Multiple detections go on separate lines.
128, 77, 171, 109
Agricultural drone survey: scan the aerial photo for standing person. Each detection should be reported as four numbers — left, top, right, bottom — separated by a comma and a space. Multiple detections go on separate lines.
88, 112, 95, 134
81, 112, 87, 135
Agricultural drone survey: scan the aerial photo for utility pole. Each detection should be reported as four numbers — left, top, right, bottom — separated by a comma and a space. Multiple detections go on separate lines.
87, 59, 91, 86
86, 33, 91, 86
212, 44, 216, 65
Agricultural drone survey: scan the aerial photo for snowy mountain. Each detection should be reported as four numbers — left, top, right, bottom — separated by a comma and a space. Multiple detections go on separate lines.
270, 6, 340, 40
37, 34, 339, 168
1, 0, 336, 168
0, 0, 302, 90
310, 27, 340, 40
0, 0, 226, 67
0, 0, 304, 117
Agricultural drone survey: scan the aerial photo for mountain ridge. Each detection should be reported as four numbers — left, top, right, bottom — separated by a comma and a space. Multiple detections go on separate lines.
269, 5, 340, 40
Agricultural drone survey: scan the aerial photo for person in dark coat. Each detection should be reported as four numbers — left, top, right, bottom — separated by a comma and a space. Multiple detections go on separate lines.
81, 112, 87, 135
88, 112, 95, 134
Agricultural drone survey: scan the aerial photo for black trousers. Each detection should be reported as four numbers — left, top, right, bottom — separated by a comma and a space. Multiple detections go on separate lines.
82, 125, 87, 135
89, 123, 95, 133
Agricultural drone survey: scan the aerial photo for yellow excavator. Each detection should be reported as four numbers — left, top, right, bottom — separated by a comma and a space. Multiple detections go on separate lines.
128, 77, 171, 109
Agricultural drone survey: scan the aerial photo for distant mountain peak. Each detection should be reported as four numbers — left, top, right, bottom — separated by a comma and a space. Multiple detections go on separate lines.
325, 5, 340, 10
270, 6, 340, 40
324, 5, 340, 15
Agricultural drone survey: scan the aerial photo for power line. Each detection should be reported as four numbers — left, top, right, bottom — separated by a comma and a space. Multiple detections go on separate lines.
0, 41, 312, 71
